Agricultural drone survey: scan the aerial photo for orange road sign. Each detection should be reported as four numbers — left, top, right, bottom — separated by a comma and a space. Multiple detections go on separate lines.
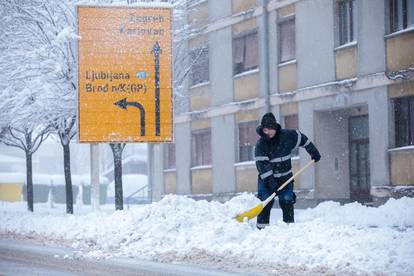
77, 5, 172, 143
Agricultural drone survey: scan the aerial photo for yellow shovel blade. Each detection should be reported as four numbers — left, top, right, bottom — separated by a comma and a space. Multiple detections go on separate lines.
234, 203, 264, 222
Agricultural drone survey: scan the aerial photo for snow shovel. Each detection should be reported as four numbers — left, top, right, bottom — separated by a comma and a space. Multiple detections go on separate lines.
234, 160, 315, 222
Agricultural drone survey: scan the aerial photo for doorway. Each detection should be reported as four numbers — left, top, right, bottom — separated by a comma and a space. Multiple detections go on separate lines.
349, 115, 371, 202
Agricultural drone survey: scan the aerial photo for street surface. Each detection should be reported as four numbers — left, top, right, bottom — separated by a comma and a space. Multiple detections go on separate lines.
0, 239, 250, 276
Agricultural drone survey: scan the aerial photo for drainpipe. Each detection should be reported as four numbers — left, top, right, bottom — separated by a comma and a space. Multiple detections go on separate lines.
259, 0, 271, 113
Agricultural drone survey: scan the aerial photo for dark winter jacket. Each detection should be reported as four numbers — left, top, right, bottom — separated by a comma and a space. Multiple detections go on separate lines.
255, 123, 321, 191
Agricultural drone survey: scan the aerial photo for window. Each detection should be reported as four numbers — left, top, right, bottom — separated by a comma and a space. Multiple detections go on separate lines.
165, 143, 176, 169
278, 17, 296, 63
284, 114, 299, 156
238, 121, 259, 162
337, 0, 356, 45
390, 0, 414, 32
192, 129, 211, 166
189, 46, 209, 86
233, 30, 259, 75
394, 96, 414, 147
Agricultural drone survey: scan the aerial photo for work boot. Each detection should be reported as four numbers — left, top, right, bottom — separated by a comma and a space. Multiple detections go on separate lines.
281, 203, 294, 223
256, 222, 269, 230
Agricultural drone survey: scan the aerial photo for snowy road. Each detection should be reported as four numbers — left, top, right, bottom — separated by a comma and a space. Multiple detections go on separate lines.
0, 239, 245, 276
1, 195, 414, 275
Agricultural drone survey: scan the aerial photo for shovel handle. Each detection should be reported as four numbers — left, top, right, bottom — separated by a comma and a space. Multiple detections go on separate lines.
262, 160, 315, 208
277, 159, 315, 192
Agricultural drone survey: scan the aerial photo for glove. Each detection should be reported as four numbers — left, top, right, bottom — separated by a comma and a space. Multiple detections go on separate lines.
306, 143, 321, 162
311, 152, 321, 162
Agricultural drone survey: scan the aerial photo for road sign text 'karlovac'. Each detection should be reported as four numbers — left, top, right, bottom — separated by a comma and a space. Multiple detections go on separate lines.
77, 5, 172, 143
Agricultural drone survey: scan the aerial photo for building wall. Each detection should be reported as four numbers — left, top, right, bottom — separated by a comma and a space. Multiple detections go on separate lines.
296, 0, 335, 88
386, 32, 414, 71
191, 84, 210, 111
268, 9, 279, 93
235, 164, 257, 193
278, 63, 297, 92
164, 171, 176, 194
209, 0, 231, 21
191, 168, 213, 194
174, 122, 192, 194
0, 184, 22, 202
314, 109, 351, 199
232, 0, 256, 14
367, 86, 390, 188
358, 0, 385, 76
297, 100, 315, 191
390, 149, 414, 185
388, 81, 414, 187
335, 46, 357, 80
212, 114, 236, 194
210, 27, 234, 106
234, 72, 260, 101
158, 0, 414, 204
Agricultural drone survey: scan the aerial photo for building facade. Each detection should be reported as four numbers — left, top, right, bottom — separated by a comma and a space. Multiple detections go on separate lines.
154, 0, 414, 206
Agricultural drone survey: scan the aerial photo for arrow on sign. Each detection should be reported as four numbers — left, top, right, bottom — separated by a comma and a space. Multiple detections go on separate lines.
114, 98, 146, 136
152, 41, 161, 136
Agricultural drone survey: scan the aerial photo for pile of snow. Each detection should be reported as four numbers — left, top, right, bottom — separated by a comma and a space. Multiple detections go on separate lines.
1, 194, 413, 275
297, 197, 414, 228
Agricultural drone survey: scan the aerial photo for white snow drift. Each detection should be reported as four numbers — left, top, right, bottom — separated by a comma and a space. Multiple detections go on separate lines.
1, 194, 413, 275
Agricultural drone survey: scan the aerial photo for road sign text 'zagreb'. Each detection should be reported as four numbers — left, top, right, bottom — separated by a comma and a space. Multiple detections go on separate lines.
77, 6, 172, 143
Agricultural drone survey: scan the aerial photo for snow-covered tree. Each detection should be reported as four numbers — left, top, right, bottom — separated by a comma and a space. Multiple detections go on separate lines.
0, 0, 77, 213
0, 83, 51, 212
0, 0, 205, 212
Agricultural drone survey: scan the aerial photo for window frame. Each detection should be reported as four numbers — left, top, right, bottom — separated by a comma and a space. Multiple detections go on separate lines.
394, 96, 414, 147
389, 0, 414, 33
232, 29, 259, 75
277, 15, 296, 64
164, 143, 176, 170
191, 129, 212, 166
189, 46, 209, 86
237, 120, 259, 162
336, 0, 357, 46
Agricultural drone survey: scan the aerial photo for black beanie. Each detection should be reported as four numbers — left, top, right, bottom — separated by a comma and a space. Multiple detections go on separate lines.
261, 112, 278, 130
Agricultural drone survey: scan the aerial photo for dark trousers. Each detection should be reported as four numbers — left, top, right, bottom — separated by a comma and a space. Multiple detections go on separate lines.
257, 178, 296, 227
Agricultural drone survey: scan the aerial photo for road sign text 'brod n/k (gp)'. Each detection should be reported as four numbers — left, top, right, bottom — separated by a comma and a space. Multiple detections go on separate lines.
77, 5, 172, 143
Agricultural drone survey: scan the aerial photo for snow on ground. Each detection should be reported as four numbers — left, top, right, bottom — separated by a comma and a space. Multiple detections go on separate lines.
1, 195, 414, 275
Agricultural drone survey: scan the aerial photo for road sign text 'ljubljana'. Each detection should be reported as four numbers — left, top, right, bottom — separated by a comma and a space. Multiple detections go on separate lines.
77, 5, 172, 143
